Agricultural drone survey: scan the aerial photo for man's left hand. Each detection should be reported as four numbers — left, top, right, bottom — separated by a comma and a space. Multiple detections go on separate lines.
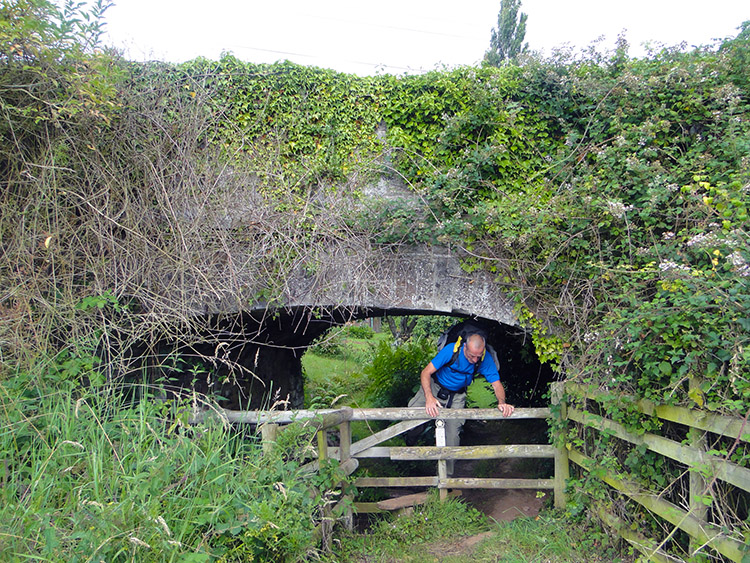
497, 402, 514, 416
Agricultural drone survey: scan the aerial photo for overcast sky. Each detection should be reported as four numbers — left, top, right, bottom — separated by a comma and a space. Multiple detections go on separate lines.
102, 1, 749, 75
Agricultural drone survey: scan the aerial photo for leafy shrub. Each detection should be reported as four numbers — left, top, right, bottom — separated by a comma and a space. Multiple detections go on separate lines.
308, 329, 346, 358
342, 323, 375, 340
306, 376, 349, 409
410, 315, 457, 343
364, 339, 434, 407
466, 379, 499, 408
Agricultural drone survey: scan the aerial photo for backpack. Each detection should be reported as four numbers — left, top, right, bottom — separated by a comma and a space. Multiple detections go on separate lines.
436, 320, 500, 376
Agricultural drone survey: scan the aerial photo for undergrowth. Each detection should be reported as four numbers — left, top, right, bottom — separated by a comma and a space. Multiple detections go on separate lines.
0, 364, 350, 562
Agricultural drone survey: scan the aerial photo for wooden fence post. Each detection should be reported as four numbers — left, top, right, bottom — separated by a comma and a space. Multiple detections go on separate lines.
551, 382, 570, 509
316, 428, 331, 549
317, 429, 328, 461
435, 419, 448, 500
339, 420, 353, 531
261, 423, 278, 454
688, 377, 708, 556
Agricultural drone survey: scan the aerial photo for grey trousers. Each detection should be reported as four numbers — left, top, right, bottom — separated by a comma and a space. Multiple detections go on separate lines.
407, 379, 466, 476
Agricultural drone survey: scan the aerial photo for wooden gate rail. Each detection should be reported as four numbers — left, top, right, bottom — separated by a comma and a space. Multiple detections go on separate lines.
198, 407, 551, 423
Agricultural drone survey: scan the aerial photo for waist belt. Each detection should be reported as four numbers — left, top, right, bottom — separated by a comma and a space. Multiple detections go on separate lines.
431, 373, 467, 408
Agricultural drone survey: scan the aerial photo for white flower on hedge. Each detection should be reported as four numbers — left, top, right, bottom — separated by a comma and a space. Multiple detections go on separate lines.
659, 260, 690, 273
583, 331, 600, 344
686, 232, 723, 248
727, 252, 750, 277
606, 200, 634, 219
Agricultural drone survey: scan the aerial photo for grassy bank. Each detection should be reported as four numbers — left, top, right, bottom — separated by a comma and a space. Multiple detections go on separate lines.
301, 325, 391, 409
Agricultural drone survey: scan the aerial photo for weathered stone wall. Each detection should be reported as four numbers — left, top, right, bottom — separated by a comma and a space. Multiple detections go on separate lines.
280, 244, 517, 326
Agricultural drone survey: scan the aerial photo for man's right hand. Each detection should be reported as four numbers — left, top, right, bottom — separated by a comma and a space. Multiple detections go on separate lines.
425, 395, 440, 417
419, 362, 440, 417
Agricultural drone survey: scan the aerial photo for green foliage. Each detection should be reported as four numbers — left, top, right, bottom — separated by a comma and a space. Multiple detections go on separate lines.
719, 20, 750, 93
180, 56, 383, 188
325, 503, 626, 563
370, 492, 486, 539
378, 66, 554, 217
571, 176, 750, 409
342, 323, 375, 340
460, 39, 750, 417
474, 513, 625, 563
325, 492, 488, 561
75, 289, 123, 312
307, 325, 379, 360
0, 0, 118, 136
302, 328, 387, 408
353, 197, 434, 244
0, 360, 349, 561
308, 330, 346, 359
0, 0, 111, 61
466, 379, 499, 409
410, 315, 457, 343
364, 339, 435, 408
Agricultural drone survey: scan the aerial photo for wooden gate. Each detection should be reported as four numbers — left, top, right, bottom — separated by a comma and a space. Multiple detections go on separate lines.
192, 382, 568, 517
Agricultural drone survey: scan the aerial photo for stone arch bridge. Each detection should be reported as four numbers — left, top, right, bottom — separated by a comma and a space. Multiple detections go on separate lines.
133, 163, 551, 409
153, 241, 553, 411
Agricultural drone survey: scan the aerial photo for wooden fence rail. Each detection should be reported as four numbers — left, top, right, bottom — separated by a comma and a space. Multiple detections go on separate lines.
564, 383, 750, 563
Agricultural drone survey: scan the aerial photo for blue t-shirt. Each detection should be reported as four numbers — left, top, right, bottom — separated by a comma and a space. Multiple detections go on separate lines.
431, 343, 500, 391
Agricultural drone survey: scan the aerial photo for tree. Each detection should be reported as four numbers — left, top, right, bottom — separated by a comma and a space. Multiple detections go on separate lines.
384, 315, 418, 345
484, 0, 528, 66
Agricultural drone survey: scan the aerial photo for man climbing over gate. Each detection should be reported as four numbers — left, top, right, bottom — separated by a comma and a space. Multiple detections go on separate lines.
407, 326, 514, 476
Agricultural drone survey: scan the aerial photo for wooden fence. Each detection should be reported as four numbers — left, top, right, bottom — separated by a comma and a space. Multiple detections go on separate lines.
191, 380, 749, 561
564, 382, 750, 563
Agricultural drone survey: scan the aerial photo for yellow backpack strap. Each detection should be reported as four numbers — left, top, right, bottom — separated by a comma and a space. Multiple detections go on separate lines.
453, 335, 462, 353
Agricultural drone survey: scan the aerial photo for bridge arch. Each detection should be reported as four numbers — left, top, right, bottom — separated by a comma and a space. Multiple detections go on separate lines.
137, 245, 555, 411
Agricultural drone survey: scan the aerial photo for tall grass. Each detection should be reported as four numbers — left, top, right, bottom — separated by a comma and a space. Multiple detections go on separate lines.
0, 362, 348, 562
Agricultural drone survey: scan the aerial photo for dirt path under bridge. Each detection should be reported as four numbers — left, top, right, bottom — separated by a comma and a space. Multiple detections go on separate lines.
455, 458, 547, 522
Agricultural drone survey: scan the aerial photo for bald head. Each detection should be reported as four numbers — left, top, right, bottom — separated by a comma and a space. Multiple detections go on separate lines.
464, 334, 486, 364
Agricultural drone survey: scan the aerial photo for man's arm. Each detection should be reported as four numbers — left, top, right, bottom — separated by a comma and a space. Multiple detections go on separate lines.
420, 362, 441, 417
491, 380, 515, 416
